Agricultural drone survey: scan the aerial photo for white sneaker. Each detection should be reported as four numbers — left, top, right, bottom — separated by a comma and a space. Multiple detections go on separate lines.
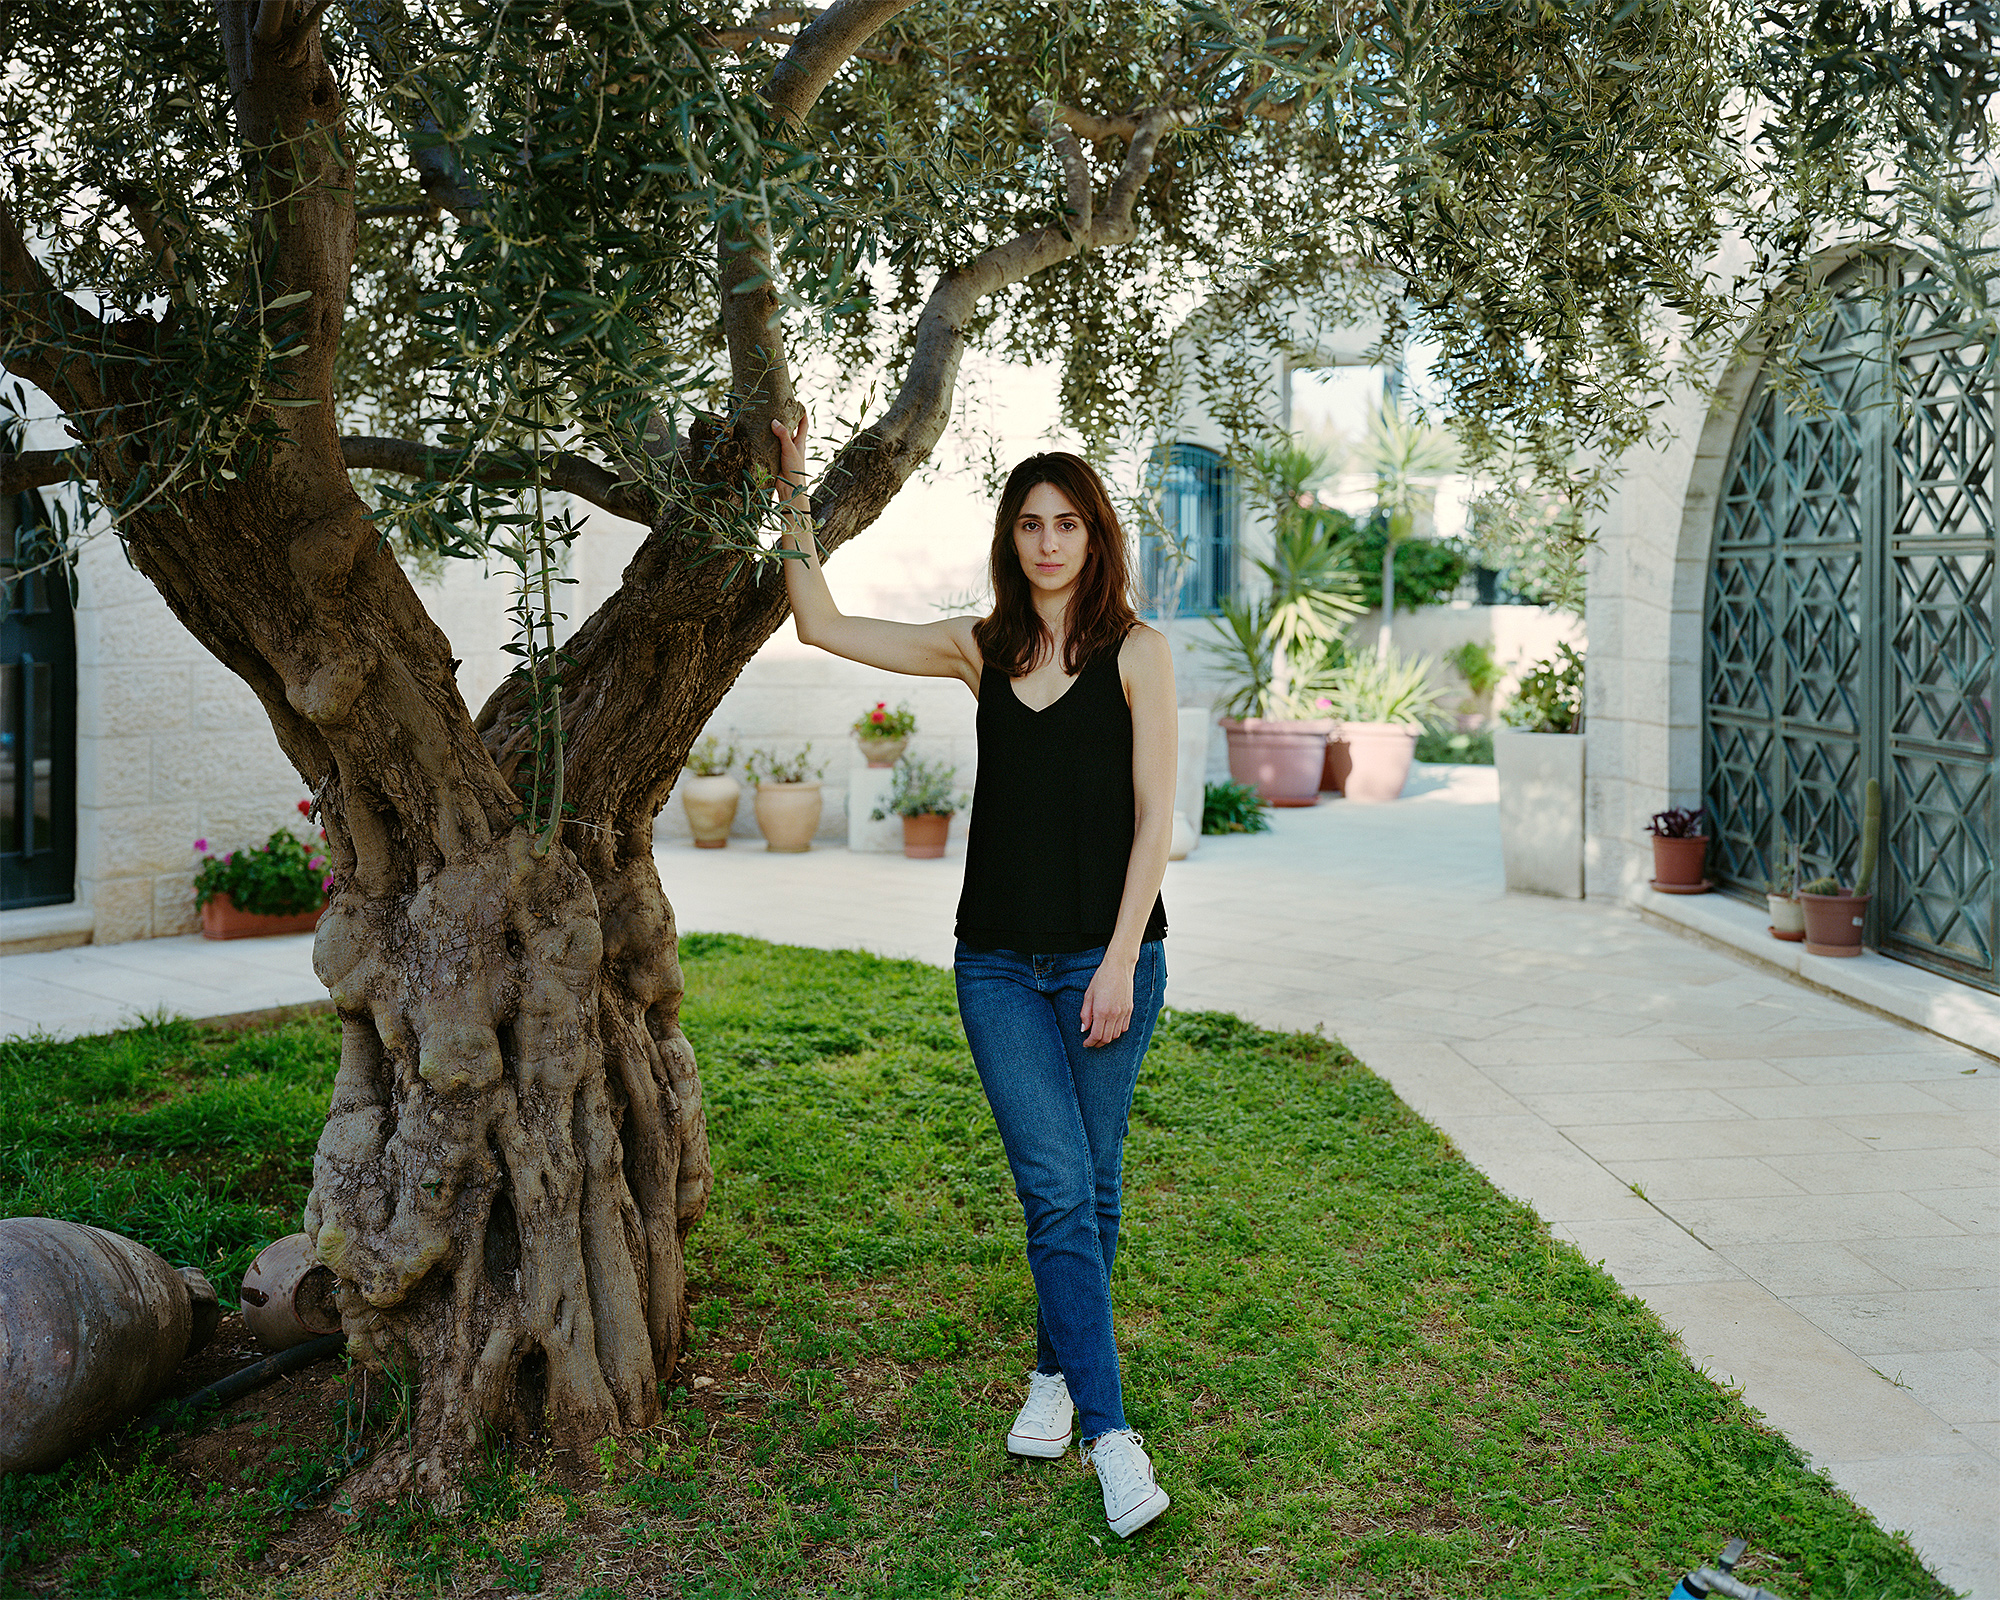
1085, 1428, 1170, 1537
1005, 1370, 1073, 1458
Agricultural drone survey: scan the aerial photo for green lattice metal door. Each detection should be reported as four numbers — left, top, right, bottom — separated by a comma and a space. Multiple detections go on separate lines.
1705, 264, 1997, 992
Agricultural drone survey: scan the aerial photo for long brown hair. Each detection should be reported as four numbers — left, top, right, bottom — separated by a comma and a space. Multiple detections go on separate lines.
972, 452, 1141, 678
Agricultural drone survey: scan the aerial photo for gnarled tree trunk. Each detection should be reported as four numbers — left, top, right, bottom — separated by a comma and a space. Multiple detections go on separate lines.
0, 0, 1178, 1501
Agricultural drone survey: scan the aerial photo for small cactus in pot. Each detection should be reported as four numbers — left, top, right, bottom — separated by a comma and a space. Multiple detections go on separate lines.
1799, 778, 1879, 956
1768, 834, 1806, 941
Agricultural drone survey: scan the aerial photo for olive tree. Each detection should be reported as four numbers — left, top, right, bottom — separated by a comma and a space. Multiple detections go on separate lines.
2, 0, 1989, 1500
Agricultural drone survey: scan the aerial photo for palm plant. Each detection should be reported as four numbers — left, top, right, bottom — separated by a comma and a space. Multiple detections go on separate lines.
1203, 445, 1364, 719
1306, 647, 1449, 727
1358, 400, 1458, 660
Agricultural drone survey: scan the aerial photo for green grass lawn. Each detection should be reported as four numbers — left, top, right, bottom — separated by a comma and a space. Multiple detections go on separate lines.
0, 935, 1954, 1599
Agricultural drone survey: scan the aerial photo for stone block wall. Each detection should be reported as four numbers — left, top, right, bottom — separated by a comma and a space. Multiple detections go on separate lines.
1583, 362, 1758, 899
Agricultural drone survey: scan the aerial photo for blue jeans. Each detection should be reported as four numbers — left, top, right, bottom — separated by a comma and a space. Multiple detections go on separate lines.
953, 939, 1167, 1441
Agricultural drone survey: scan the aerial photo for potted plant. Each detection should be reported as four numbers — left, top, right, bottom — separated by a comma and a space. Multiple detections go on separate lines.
1800, 778, 1880, 957
1492, 642, 1585, 897
1308, 647, 1447, 803
853, 700, 917, 768
680, 734, 740, 848
1444, 639, 1505, 732
191, 802, 327, 938
1768, 835, 1805, 941
1203, 447, 1363, 808
744, 744, 828, 852
1647, 807, 1710, 892
870, 756, 968, 858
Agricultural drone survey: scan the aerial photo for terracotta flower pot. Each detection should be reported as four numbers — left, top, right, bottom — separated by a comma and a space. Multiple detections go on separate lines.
901, 813, 950, 858
1801, 890, 1870, 956
240, 1233, 343, 1353
1339, 721, 1421, 804
754, 781, 823, 852
681, 772, 741, 848
1221, 717, 1332, 807
1768, 893, 1807, 941
201, 894, 323, 940
1650, 834, 1710, 889
1321, 732, 1352, 794
856, 735, 909, 769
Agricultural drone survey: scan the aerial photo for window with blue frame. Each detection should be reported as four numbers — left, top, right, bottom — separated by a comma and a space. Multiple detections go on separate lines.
1139, 443, 1236, 617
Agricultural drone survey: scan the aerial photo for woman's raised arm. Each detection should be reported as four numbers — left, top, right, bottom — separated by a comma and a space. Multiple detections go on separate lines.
774, 415, 982, 690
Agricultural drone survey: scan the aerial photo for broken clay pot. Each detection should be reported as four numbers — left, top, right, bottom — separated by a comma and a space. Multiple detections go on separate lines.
240, 1233, 343, 1352
0, 1217, 220, 1471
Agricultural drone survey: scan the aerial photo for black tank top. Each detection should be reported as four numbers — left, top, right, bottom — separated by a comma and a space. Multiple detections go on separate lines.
954, 645, 1169, 953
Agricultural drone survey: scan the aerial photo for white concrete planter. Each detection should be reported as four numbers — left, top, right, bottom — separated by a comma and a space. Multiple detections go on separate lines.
1172, 707, 1210, 859
1494, 728, 1584, 898
847, 766, 903, 854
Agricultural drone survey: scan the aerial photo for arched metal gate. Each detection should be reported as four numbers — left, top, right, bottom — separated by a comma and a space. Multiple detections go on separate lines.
1704, 261, 1998, 993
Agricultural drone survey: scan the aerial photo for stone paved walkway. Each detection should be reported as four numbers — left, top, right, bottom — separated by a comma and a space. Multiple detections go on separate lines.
3, 765, 1994, 1594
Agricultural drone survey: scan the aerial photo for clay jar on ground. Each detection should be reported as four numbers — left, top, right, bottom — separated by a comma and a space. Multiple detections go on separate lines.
680, 773, 741, 848
754, 781, 823, 851
1650, 833, 1709, 887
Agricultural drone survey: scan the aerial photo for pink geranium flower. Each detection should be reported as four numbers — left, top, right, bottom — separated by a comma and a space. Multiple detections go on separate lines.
193, 838, 208, 853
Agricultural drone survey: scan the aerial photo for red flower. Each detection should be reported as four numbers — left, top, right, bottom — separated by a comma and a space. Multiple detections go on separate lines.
297, 799, 312, 815
870, 709, 885, 724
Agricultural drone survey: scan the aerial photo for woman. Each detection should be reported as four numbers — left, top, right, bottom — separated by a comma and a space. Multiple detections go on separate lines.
772, 413, 1177, 1538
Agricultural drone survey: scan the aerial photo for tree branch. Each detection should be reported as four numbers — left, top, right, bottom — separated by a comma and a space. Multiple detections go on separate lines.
1033, 100, 1093, 236
339, 436, 655, 525
347, 0, 484, 216
764, 1, 918, 127
1053, 104, 1204, 144
812, 105, 1182, 556
720, 0, 924, 482
0, 191, 111, 419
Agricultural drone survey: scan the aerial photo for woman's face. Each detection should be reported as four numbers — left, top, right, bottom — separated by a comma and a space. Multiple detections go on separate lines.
1012, 481, 1092, 599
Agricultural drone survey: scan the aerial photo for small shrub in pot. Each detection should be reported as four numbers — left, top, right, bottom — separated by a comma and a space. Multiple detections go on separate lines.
745, 744, 827, 852
870, 756, 967, 858
680, 734, 741, 848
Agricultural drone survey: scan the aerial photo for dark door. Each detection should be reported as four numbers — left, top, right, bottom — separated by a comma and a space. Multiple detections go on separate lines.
1704, 263, 1997, 992
2, 490, 78, 909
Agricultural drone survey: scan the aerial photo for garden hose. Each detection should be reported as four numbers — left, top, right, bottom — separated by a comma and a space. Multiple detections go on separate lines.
142, 1332, 346, 1433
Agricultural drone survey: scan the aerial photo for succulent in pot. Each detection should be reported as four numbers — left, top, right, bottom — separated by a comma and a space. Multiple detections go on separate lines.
1646, 806, 1710, 892
1767, 835, 1806, 940
870, 756, 968, 858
